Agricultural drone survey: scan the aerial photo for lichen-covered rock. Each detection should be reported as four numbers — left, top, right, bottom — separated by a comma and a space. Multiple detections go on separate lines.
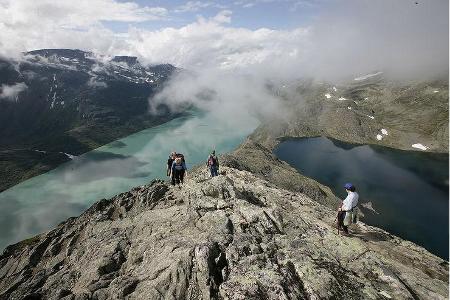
0, 168, 447, 299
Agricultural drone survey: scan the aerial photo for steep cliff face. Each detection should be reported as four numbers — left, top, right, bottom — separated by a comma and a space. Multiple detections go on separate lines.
0, 167, 447, 299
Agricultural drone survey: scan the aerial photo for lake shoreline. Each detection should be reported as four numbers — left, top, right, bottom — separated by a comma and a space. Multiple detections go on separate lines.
0, 111, 189, 193
0, 110, 258, 252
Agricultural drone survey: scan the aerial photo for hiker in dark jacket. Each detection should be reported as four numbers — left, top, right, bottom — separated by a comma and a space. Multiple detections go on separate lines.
171, 155, 187, 186
206, 150, 219, 177
167, 152, 176, 176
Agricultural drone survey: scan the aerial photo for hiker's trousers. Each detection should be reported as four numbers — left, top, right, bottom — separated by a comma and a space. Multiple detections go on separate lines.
172, 169, 185, 185
210, 165, 218, 177
337, 210, 349, 233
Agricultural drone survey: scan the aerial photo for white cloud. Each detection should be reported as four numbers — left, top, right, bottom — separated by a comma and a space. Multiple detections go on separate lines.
0, 82, 27, 101
0, 0, 168, 26
290, 0, 316, 11
87, 77, 108, 88
124, 11, 309, 75
0, 0, 447, 82
234, 0, 299, 9
151, 67, 288, 126
210, 9, 233, 24
0, 0, 167, 57
175, 1, 214, 13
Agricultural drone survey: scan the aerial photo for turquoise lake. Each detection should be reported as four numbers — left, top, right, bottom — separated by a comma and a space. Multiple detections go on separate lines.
274, 137, 449, 260
0, 110, 258, 251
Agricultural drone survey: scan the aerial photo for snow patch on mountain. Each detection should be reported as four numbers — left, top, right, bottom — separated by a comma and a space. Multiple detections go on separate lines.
412, 143, 428, 151
60, 152, 76, 159
50, 92, 57, 109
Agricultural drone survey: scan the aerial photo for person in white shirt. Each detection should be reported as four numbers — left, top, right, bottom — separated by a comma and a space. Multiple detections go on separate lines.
337, 183, 359, 234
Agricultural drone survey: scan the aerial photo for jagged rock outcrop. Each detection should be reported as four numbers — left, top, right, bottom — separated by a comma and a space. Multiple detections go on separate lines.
0, 167, 448, 299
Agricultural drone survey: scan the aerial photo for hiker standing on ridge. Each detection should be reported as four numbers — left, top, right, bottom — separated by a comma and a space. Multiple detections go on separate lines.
171, 154, 187, 187
167, 152, 176, 177
337, 183, 359, 235
206, 150, 219, 177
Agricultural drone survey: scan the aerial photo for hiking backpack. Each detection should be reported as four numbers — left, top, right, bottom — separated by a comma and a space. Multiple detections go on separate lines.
208, 155, 218, 167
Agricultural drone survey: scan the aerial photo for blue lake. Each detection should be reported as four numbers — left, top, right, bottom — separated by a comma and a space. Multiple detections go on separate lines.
274, 137, 449, 260
0, 110, 258, 251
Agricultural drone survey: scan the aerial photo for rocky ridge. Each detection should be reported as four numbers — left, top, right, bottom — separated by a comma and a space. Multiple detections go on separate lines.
0, 166, 447, 299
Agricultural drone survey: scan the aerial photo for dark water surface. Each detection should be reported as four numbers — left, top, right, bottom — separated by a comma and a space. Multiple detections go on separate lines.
274, 137, 449, 259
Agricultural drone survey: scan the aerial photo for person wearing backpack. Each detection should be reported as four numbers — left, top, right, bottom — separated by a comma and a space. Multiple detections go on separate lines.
337, 183, 359, 235
171, 155, 187, 186
167, 152, 176, 177
206, 150, 219, 177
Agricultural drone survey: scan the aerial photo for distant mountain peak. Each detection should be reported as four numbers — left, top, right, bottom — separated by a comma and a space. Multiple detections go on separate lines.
25, 49, 91, 60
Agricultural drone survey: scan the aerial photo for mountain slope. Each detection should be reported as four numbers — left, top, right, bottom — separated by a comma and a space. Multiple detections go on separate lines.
255, 75, 449, 153
0, 167, 447, 299
0, 49, 179, 191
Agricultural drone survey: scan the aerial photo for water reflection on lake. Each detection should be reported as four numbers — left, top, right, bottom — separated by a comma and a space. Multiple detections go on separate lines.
274, 137, 449, 259
0, 111, 258, 251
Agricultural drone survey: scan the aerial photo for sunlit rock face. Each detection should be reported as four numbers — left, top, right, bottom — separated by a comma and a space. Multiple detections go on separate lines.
0, 166, 447, 299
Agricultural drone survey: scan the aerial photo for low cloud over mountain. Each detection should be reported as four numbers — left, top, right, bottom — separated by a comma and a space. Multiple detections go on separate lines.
0, 0, 447, 81
0, 82, 27, 101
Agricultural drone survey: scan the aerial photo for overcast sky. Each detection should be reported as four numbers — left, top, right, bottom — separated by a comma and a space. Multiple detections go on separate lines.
0, 0, 448, 80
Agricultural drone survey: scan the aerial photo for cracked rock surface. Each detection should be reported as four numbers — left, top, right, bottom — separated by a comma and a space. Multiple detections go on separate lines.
0, 167, 448, 299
